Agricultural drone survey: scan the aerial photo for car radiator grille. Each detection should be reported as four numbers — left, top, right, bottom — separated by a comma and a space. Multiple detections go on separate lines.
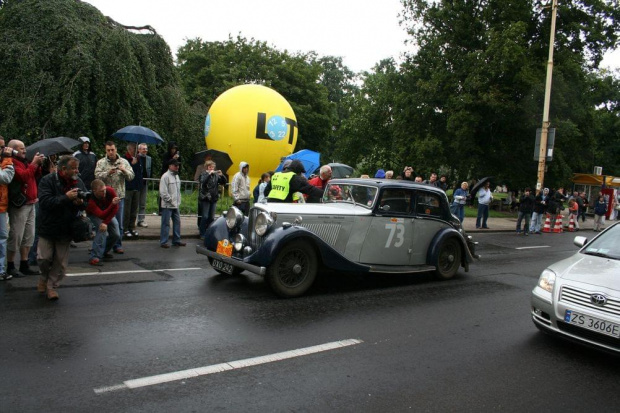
248, 209, 264, 251
557, 321, 620, 350
560, 286, 620, 317
300, 223, 341, 247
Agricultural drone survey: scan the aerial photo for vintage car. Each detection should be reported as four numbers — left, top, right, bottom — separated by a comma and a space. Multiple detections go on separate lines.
196, 178, 479, 297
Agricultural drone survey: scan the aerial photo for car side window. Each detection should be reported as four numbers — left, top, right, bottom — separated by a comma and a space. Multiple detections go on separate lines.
415, 192, 443, 218
378, 189, 412, 214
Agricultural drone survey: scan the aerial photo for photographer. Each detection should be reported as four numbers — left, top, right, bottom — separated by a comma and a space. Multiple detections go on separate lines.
198, 160, 227, 238
37, 155, 87, 300
85, 179, 120, 266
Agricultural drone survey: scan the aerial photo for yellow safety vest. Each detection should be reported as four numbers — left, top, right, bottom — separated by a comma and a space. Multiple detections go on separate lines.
268, 172, 295, 201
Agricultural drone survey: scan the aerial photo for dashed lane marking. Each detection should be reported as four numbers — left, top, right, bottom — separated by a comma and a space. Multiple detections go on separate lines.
94, 339, 364, 394
515, 246, 551, 250
67, 267, 203, 277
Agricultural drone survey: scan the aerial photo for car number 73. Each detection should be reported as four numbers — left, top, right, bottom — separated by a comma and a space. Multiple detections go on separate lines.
385, 223, 405, 248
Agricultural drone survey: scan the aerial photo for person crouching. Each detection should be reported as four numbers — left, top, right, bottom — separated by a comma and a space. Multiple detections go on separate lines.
86, 179, 121, 266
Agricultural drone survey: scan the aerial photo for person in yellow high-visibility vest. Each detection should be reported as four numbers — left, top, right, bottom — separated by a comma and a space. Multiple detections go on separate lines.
265, 160, 324, 203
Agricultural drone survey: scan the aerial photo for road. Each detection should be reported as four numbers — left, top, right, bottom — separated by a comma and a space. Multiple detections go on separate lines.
1, 232, 619, 412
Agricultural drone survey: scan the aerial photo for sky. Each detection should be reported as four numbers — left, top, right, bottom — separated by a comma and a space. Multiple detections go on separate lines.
83, 0, 619, 73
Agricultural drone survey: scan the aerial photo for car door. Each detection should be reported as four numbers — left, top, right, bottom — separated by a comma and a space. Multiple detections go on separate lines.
359, 188, 415, 265
410, 190, 449, 265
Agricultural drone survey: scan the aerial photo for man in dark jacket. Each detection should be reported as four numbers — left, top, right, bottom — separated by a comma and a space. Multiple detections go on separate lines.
36, 155, 87, 300
516, 188, 535, 235
73, 136, 97, 189
123, 143, 143, 237
265, 160, 323, 203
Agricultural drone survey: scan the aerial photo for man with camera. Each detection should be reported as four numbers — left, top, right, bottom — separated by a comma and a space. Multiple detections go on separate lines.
37, 155, 87, 300
198, 160, 227, 237
85, 179, 120, 266
94, 141, 134, 254
6, 139, 45, 278
0, 136, 16, 281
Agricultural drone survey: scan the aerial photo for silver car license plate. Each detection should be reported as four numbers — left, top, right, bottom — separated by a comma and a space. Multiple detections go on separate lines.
564, 310, 620, 338
212, 259, 234, 275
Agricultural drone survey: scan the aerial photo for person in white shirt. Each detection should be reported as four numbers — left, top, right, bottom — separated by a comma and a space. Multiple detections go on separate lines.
476, 181, 493, 229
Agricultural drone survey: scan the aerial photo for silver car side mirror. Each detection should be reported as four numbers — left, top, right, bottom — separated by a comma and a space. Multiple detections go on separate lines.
573, 236, 587, 248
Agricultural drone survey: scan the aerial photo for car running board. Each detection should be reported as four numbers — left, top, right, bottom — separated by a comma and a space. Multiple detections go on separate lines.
366, 264, 436, 274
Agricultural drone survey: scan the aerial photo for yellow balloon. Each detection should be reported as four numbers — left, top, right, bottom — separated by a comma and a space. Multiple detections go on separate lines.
204, 84, 297, 186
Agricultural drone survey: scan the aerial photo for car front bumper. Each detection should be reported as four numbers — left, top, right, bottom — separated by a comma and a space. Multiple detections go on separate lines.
196, 244, 267, 276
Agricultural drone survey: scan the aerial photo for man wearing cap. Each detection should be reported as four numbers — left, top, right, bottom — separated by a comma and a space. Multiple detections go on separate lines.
73, 136, 97, 190
159, 159, 186, 248
265, 160, 324, 203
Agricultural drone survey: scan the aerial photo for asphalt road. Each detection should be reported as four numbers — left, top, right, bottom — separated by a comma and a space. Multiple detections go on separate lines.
1, 232, 619, 412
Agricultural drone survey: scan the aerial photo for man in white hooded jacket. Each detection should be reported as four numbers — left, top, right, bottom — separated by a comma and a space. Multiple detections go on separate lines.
231, 161, 250, 215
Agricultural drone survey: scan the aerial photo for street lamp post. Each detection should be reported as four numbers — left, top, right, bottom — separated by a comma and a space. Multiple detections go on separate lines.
536, 0, 558, 192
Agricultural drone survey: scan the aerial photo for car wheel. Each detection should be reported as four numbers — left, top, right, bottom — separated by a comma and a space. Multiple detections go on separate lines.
207, 257, 242, 276
434, 238, 461, 280
267, 240, 318, 298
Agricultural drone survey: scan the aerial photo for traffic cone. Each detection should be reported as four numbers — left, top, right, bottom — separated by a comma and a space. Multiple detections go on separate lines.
553, 215, 564, 233
542, 214, 552, 233
568, 215, 575, 232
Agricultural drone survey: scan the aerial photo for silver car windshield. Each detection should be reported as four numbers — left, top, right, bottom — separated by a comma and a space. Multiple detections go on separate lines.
323, 183, 377, 209
583, 224, 620, 260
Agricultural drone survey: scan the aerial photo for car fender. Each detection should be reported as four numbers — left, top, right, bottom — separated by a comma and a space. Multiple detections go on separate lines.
426, 228, 473, 270
203, 216, 249, 250
252, 226, 371, 273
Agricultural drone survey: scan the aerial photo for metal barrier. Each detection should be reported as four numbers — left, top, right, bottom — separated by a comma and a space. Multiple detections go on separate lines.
143, 178, 232, 217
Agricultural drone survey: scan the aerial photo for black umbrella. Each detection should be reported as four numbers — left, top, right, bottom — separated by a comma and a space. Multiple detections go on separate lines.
112, 125, 164, 145
26, 137, 80, 160
192, 149, 233, 174
329, 163, 354, 178
470, 176, 494, 197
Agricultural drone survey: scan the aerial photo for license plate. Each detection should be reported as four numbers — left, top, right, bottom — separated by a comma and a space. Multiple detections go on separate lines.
211, 259, 234, 275
216, 239, 233, 257
564, 310, 620, 338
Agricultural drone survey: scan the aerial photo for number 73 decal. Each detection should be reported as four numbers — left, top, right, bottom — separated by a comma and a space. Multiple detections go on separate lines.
385, 222, 405, 248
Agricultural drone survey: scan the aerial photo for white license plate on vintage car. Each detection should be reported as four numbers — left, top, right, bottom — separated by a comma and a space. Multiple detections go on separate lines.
211, 259, 234, 275
564, 310, 620, 338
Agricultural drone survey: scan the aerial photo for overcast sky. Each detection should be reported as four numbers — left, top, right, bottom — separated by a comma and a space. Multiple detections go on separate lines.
83, 0, 618, 73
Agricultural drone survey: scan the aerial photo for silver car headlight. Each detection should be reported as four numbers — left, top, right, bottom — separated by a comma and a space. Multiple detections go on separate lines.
537, 269, 556, 293
225, 206, 244, 230
234, 233, 247, 252
254, 212, 274, 236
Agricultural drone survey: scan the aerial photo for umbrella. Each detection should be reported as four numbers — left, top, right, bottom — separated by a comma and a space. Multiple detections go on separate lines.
328, 162, 354, 178
26, 137, 80, 160
275, 149, 320, 179
470, 176, 494, 197
192, 149, 233, 174
112, 125, 164, 145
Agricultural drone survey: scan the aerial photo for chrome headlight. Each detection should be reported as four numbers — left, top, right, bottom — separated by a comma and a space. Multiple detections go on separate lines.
254, 211, 274, 236
537, 269, 556, 293
225, 206, 244, 230
234, 233, 247, 252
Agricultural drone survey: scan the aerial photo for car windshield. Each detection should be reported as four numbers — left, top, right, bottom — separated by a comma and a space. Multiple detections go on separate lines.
323, 183, 377, 208
582, 224, 620, 260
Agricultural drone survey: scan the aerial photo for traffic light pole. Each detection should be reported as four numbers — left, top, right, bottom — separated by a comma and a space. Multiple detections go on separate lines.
536, 0, 558, 192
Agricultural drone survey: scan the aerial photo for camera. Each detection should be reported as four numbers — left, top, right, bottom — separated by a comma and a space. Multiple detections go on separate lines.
76, 189, 92, 200
0, 147, 18, 157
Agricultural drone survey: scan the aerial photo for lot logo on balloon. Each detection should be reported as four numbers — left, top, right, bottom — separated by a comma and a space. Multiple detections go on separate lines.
256, 113, 297, 143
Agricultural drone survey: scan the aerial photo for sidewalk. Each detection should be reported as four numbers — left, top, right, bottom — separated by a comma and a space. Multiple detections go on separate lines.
130, 214, 519, 241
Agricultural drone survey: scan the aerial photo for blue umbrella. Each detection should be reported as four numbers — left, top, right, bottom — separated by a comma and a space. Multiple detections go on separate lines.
112, 125, 164, 145
275, 149, 320, 179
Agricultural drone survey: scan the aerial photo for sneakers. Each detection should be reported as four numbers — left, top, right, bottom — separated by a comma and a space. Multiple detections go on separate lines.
47, 289, 59, 300
160, 244, 170, 249
7, 268, 24, 278
37, 279, 47, 293
89, 258, 103, 266
173, 242, 187, 247
113, 248, 124, 254
20, 267, 41, 276
137, 221, 148, 228
0, 272, 12, 281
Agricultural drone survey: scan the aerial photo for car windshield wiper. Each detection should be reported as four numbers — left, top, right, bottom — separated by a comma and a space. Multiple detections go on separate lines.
584, 251, 618, 259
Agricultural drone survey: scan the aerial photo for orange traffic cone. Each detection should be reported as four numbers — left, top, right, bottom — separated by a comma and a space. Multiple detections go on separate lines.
553, 215, 564, 233
542, 214, 552, 233
568, 215, 575, 232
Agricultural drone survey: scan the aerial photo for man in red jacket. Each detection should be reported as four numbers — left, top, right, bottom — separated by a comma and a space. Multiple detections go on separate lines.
85, 179, 120, 266
6, 139, 44, 278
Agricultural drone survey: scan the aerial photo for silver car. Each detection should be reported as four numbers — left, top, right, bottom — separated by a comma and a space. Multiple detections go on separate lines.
197, 178, 478, 297
532, 222, 620, 353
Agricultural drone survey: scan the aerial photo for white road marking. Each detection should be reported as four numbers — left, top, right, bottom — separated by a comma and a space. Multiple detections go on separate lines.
94, 338, 363, 394
67, 267, 203, 277
515, 246, 551, 250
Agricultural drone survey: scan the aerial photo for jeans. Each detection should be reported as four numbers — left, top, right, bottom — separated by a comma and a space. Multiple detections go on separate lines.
160, 208, 181, 245
113, 198, 124, 249
516, 212, 531, 233
199, 200, 218, 237
452, 203, 465, 223
123, 190, 139, 231
137, 185, 148, 224
89, 216, 120, 259
476, 204, 489, 228
0, 212, 7, 274
530, 211, 543, 233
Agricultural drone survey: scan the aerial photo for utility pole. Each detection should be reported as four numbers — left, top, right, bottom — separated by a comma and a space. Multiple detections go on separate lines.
536, 0, 558, 192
